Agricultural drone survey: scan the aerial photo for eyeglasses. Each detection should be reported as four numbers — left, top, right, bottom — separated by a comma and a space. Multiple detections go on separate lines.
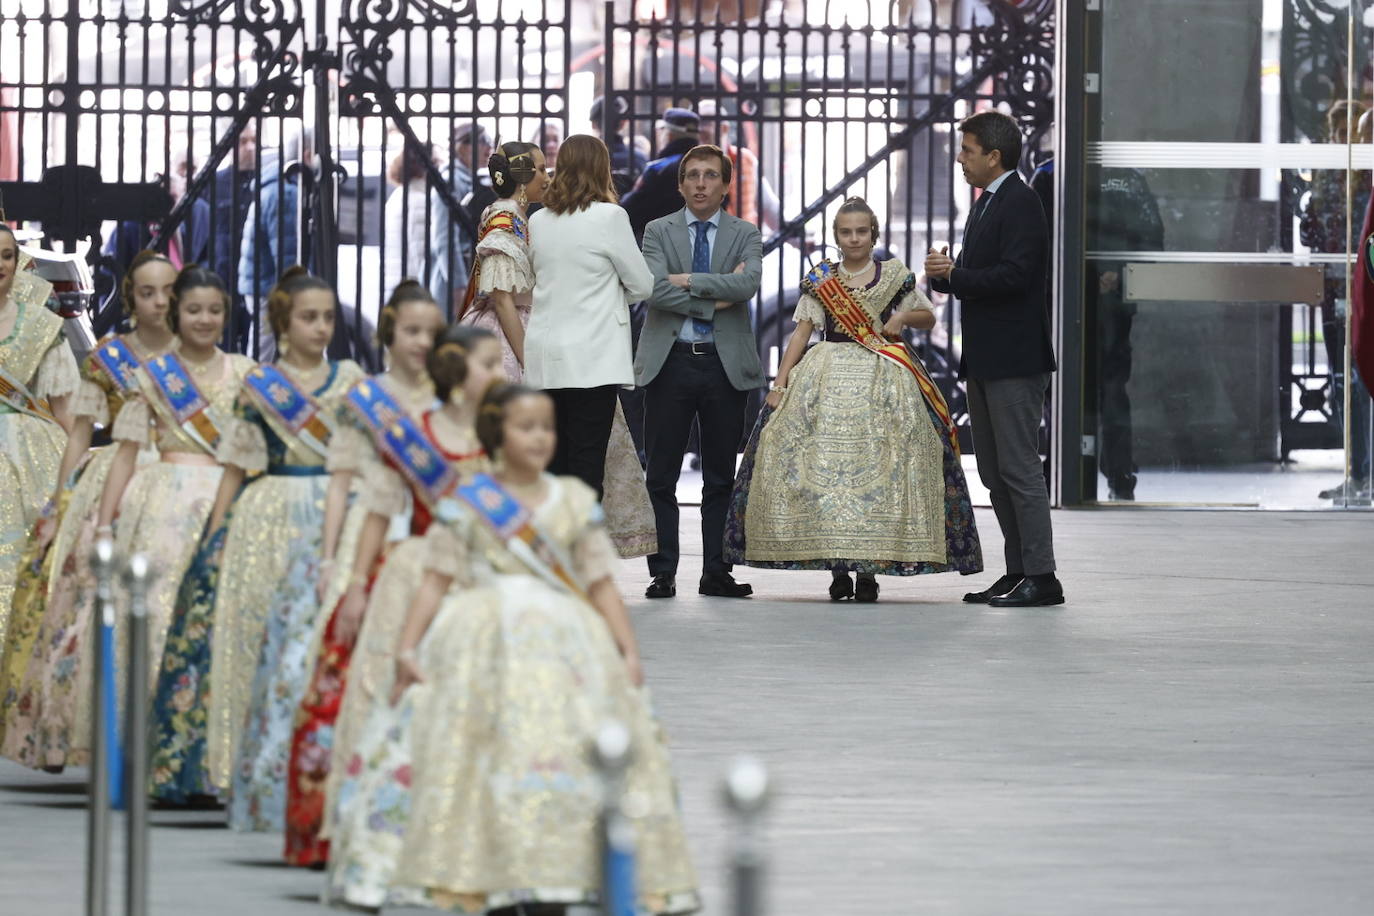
683, 170, 721, 182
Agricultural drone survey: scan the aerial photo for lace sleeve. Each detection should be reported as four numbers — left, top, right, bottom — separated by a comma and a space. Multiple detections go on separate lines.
793, 292, 825, 327
111, 396, 152, 445
215, 400, 269, 473
359, 460, 408, 517
476, 251, 533, 295
35, 339, 81, 401
326, 422, 373, 475
71, 379, 111, 425
893, 273, 933, 313
422, 521, 471, 585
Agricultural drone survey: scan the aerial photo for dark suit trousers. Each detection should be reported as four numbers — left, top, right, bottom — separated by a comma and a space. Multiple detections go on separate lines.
968, 374, 1057, 576
548, 385, 619, 499
644, 348, 747, 577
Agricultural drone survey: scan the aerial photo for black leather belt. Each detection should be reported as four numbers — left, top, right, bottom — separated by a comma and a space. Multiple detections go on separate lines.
671, 340, 717, 356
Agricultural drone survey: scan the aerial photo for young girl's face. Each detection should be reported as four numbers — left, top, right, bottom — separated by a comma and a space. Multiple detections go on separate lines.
459, 336, 506, 404
390, 300, 444, 378
834, 211, 876, 263
286, 288, 336, 360
176, 286, 228, 351
500, 394, 556, 474
0, 232, 18, 299
129, 260, 178, 331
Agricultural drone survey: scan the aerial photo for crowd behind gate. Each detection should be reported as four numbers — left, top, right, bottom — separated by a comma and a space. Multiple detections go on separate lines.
0, 105, 1076, 913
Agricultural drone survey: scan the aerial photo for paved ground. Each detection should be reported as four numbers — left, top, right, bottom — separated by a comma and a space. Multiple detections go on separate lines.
3, 507, 1372, 915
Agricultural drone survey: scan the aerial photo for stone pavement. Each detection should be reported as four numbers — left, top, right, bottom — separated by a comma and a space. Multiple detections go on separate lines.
2, 507, 1372, 915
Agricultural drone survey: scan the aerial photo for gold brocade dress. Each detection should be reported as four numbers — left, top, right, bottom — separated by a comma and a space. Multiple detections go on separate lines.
206, 359, 364, 826
0, 291, 76, 649
738, 259, 952, 572
460, 199, 658, 558
320, 411, 488, 870
379, 476, 698, 914
0, 335, 175, 767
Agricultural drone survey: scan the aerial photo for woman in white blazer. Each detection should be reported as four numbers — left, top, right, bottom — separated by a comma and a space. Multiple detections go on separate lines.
526, 134, 653, 496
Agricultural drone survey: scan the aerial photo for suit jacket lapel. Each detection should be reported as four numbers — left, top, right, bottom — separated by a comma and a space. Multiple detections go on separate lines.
669, 211, 694, 272
964, 173, 1017, 253
710, 216, 737, 273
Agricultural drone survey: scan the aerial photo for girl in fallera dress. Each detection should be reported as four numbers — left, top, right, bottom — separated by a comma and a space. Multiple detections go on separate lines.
130, 267, 257, 806
91, 267, 258, 737
380, 383, 699, 915
324, 324, 501, 908
284, 280, 444, 865
459, 140, 657, 559
203, 266, 364, 830
0, 226, 76, 651
725, 197, 983, 601
0, 250, 175, 768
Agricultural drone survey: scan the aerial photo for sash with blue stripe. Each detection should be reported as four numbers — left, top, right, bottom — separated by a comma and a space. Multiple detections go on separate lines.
242, 364, 333, 460
443, 472, 585, 599
91, 336, 141, 392
144, 352, 221, 454
344, 378, 457, 507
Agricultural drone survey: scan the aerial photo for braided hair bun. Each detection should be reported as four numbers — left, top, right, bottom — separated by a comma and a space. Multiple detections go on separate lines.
488, 141, 540, 200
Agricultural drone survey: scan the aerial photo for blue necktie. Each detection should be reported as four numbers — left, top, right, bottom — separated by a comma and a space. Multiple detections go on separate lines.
690, 220, 713, 338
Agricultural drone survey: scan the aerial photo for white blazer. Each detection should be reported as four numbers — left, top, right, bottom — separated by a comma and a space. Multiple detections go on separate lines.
526, 201, 653, 389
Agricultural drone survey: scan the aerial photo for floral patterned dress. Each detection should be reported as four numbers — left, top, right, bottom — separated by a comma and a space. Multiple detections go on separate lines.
201, 359, 364, 829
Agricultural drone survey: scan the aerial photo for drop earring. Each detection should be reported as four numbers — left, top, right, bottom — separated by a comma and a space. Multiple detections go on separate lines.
516, 184, 528, 208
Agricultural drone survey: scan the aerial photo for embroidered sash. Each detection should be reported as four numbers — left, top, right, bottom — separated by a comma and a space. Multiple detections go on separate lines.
457, 208, 530, 320
91, 336, 143, 393
142, 353, 223, 455
443, 473, 586, 600
242, 363, 335, 460
344, 378, 458, 508
804, 261, 960, 455
0, 303, 62, 423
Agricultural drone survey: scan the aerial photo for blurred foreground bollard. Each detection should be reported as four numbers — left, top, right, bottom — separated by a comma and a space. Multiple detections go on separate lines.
123, 554, 153, 916
724, 757, 771, 916
592, 719, 636, 916
85, 538, 116, 916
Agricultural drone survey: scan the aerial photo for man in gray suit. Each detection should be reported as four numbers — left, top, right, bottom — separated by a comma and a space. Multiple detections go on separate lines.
635, 144, 764, 599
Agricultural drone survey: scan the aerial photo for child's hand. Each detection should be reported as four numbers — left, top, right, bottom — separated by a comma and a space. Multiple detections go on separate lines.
882, 314, 906, 339
765, 388, 784, 409
623, 651, 645, 688
390, 650, 424, 705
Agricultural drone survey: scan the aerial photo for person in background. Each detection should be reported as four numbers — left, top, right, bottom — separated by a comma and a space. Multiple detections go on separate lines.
532, 120, 563, 168
590, 95, 647, 196
382, 140, 437, 301
621, 108, 703, 242
428, 123, 492, 307
207, 121, 259, 353
696, 99, 781, 234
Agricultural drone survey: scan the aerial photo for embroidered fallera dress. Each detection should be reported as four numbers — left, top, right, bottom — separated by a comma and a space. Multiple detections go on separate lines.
725, 258, 982, 577
459, 198, 658, 558
202, 359, 364, 827
0, 333, 159, 766
0, 272, 75, 650
283, 373, 439, 865
382, 476, 699, 914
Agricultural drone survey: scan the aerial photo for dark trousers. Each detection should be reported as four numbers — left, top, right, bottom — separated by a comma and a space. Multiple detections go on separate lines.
1097, 294, 1136, 490
548, 385, 618, 499
968, 374, 1057, 576
644, 347, 748, 577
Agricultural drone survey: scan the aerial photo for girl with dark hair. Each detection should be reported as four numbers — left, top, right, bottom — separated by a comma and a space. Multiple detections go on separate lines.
325, 323, 503, 908
460, 139, 657, 559
726, 197, 983, 602
199, 266, 364, 829
0, 226, 78, 714
0, 249, 176, 769
373, 382, 699, 914
282, 279, 443, 865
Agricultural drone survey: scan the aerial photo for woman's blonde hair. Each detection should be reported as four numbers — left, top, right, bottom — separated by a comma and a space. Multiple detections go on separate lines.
541, 134, 617, 214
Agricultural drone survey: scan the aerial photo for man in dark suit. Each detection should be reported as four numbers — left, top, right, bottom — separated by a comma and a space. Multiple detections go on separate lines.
635, 144, 764, 600
926, 111, 1064, 607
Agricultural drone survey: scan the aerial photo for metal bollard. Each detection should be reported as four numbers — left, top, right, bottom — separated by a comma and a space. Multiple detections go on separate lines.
592, 719, 636, 916
723, 757, 771, 916
85, 537, 116, 916
122, 554, 154, 916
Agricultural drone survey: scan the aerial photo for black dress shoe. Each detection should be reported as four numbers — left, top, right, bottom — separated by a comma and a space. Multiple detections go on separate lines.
988, 575, 1064, 607
699, 571, 752, 598
829, 573, 854, 601
854, 575, 879, 603
645, 575, 676, 599
962, 573, 1023, 604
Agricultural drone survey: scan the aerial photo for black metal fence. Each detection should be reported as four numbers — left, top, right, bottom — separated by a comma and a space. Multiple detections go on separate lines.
0, 0, 1054, 406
